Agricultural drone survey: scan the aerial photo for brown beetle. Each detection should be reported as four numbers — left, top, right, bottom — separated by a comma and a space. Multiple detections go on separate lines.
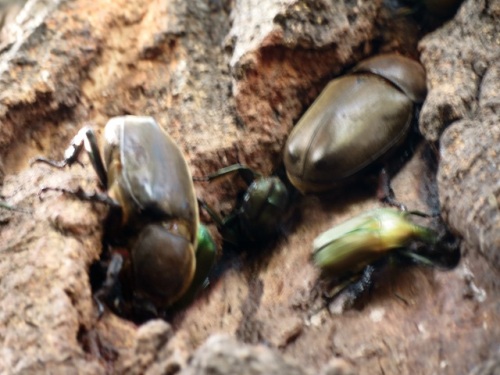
34, 116, 216, 317
284, 54, 426, 194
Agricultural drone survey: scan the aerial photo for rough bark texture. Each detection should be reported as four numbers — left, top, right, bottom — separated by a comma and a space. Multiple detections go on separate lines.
0, 0, 498, 374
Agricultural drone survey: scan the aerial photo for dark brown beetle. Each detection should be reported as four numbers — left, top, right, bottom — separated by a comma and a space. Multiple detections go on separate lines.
34, 116, 216, 317
284, 53, 426, 194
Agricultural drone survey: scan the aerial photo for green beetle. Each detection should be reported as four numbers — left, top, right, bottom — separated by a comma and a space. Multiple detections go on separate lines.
34, 116, 216, 317
284, 53, 427, 194
197, 164, 289, 247
313, 207, 459, 303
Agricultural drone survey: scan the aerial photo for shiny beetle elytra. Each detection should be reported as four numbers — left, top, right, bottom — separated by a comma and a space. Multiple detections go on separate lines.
313, 207, 459, 305
284, 53, 426, 195
197, 164, 289, 247
33, 116, 216, 317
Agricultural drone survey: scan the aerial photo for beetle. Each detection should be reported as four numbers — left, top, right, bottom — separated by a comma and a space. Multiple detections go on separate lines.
284, 53, 427, 195
401, 0, 464, 18
196, 164, 289, 247
33, 116, 216, 318
312, 207, 460, 306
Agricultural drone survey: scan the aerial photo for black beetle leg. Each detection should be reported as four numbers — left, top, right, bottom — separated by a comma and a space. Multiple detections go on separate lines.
330, 265, 376, 312
197, 198, 240, 246
32, 126, 108, 188
377, 168, 408, 211
399, 235, 461, 270
82, 127, 108, 188
194, 164, 260, 186
38, 186, 120, 208
31, 126, 90, 169
94, 252, 124, 319
197, 198, 224, 227
406, 210, 441, 218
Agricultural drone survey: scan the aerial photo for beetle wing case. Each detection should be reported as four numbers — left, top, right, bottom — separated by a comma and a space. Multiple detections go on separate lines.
284, 54, 427, 194
104, 116, 198, 244
285, 75, 413, 192
352, 54, 427, 103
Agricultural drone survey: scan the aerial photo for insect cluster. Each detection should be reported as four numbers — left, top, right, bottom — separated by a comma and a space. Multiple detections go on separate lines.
201, 53, 459, 306
30, 51, 459, 321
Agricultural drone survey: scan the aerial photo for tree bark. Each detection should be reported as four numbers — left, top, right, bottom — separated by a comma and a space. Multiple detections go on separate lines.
0, 0, 498, 374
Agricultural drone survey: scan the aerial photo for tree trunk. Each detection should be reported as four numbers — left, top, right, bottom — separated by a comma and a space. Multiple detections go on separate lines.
0, 0, 498, 374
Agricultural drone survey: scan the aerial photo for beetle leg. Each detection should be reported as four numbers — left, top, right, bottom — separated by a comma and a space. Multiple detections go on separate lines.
94, 252, 124, 318
82, 127, 108, 188
326, 265, 376, 314
399, 234, 461, 270
32, 126, 108, 188
377, 168, 408, 211
31, 126, 89, 169
0, 200, 31, 213
406, 210, 441, 218
194, 164, 261, 186
197, 198, 224, 227
38, 186, 120, 208
197, 198, 241, 246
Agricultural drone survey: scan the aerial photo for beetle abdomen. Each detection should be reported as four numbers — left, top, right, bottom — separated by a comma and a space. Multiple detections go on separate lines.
131, 223, 196, 309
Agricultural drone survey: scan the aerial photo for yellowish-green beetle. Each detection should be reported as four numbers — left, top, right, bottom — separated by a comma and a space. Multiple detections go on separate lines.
313, 208, 459, 302
313, 208, 436, 276
34, 116, 216, 317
